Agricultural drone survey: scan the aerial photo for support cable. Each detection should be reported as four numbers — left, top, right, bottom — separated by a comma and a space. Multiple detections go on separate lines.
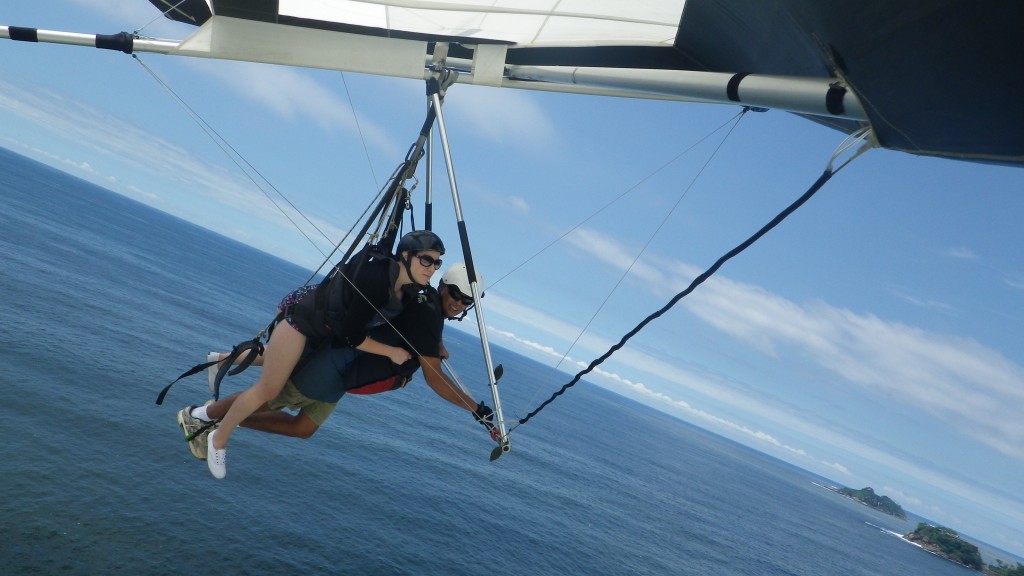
136, 1, 190, 35
338, 71, 381, 193
512, 108, 752, 417
513, 129, 874, 429
132, 55, 336, 258
547, 109, 750, 378
132, 52, 421, 288
486, 109, 748, 290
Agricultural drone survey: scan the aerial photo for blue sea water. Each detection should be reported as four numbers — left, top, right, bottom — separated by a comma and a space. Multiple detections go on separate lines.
0, 146, 999, 575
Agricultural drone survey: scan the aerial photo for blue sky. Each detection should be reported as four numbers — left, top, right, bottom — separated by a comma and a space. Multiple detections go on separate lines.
4, 1, 1024, 557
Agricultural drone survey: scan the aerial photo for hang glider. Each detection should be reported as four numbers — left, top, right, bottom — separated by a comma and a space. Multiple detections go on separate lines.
2, 1, 1021, 457
3, 1, 1021, 165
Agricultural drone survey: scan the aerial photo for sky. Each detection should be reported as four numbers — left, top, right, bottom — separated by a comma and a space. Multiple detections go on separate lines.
4, 0, 1024, 558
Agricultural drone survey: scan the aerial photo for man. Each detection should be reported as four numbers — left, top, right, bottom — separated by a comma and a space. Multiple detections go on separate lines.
176, 263, 495, 461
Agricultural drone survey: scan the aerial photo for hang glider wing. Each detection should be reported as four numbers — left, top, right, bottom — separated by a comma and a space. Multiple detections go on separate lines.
144, 0, 1022, 166
5, 1, 1019, 165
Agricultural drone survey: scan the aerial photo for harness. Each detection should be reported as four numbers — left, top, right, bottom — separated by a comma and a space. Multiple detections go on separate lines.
156, 249, 400, 405
155, 66, 510, 459
345, 288, 441, 394
288, 250, 400, 346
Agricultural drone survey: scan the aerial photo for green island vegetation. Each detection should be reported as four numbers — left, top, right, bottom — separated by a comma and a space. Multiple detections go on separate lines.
987, 560, 1024, 576
905, 524, 983, 570
836, 486, 906, 519
827, 485, 1023, 574
904, 523, 1024, 574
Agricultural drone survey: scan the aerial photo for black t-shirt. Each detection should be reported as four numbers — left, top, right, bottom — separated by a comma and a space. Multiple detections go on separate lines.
328, 258, 409, 348
368, 290, 443, 359
291, 290, 444, 400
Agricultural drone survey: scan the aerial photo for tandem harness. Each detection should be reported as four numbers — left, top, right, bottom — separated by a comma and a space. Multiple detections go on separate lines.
155, 243, 402, 405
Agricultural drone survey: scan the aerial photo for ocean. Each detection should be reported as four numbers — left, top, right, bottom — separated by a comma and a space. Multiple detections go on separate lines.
0, 146, 1002, 575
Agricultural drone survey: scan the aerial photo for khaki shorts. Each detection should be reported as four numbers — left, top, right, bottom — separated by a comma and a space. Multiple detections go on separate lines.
266, 379, 338, 427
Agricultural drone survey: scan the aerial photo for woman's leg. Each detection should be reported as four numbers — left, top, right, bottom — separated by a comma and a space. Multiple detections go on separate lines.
210, 320, 307, 450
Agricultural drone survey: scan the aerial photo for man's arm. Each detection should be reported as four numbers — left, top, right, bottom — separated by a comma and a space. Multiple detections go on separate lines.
418, 354, 498, 441
418, 355, 477, 412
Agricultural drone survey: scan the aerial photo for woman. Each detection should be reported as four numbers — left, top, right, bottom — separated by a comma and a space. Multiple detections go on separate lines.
205, 230, 445, 479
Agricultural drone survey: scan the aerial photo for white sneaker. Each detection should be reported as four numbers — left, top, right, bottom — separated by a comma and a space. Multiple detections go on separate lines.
207, 429, 227, 479
207, 352, 221, 395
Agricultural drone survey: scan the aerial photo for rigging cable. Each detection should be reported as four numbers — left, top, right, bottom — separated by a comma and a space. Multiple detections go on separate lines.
138, 1, 377, 253
481, 107, 752, 420
131, 55, 335, 259
545, 108, 752, 381
338, 71, 380, 193
486, 110, 749, 290
137, 1, 191, 34
512, 127, 874, 430
136, 7, 405, 273
131, 54, 414, 289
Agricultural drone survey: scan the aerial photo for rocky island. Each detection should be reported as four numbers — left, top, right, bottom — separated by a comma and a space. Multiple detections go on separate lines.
833, 486, 906, 519
904, 524, 983, 570
902, 524, 1024, 575
818, 483, 1024, 574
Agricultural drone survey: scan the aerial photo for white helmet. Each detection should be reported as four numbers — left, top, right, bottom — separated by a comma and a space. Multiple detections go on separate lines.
440, 263, 483, 297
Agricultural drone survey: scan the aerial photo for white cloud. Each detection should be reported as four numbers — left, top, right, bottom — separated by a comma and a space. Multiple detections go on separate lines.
892, 290, 955, 313
823, 461, 850, 475
945, 247, 979, 260
557, 233, 1022, 455
485, 293, 589, 344
1005, 275, 1024, 290
0, 81, 346, 268
448, 86, 558, 149
184, 60, 403, 157
508, 196, 531, 213
688, 279, 1024, 458
486, 230, 1024, 528
562, 227, 664, 283
882, 486, 925, 508
488, 322, 850, 476
488, 288, 1024, 536
555, 230, 1024, 461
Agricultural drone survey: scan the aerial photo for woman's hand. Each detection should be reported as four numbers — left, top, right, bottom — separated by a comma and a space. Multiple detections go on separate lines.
388, 345, 412, 365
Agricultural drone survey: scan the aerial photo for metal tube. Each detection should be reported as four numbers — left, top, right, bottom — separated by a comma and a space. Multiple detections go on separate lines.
505, 65, 866, 121
1, 26, 178, 54
3, 24, 864, 123
430, 89, 511, 455
425, 107, 434, 231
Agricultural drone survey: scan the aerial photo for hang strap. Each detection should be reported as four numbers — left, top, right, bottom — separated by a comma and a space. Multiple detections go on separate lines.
154, 357, 220, 405
154, 337, 266, 405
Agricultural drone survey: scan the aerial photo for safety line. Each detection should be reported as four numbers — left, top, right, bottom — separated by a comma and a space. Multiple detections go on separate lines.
513, 159, 851, 429
549, 108, 751, 376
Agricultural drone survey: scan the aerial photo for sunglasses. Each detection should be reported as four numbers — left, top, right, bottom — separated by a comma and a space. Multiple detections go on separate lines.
414, 254, 443, 270
447, 284, 475, 306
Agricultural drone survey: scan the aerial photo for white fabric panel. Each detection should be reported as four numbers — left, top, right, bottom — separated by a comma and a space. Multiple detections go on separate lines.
278, 0, 687, 46
173, 16, 428, 78
471, 44, 508, 85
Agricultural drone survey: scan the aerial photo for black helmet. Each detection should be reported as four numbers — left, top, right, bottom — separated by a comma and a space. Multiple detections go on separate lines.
396, 230, 445, 256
